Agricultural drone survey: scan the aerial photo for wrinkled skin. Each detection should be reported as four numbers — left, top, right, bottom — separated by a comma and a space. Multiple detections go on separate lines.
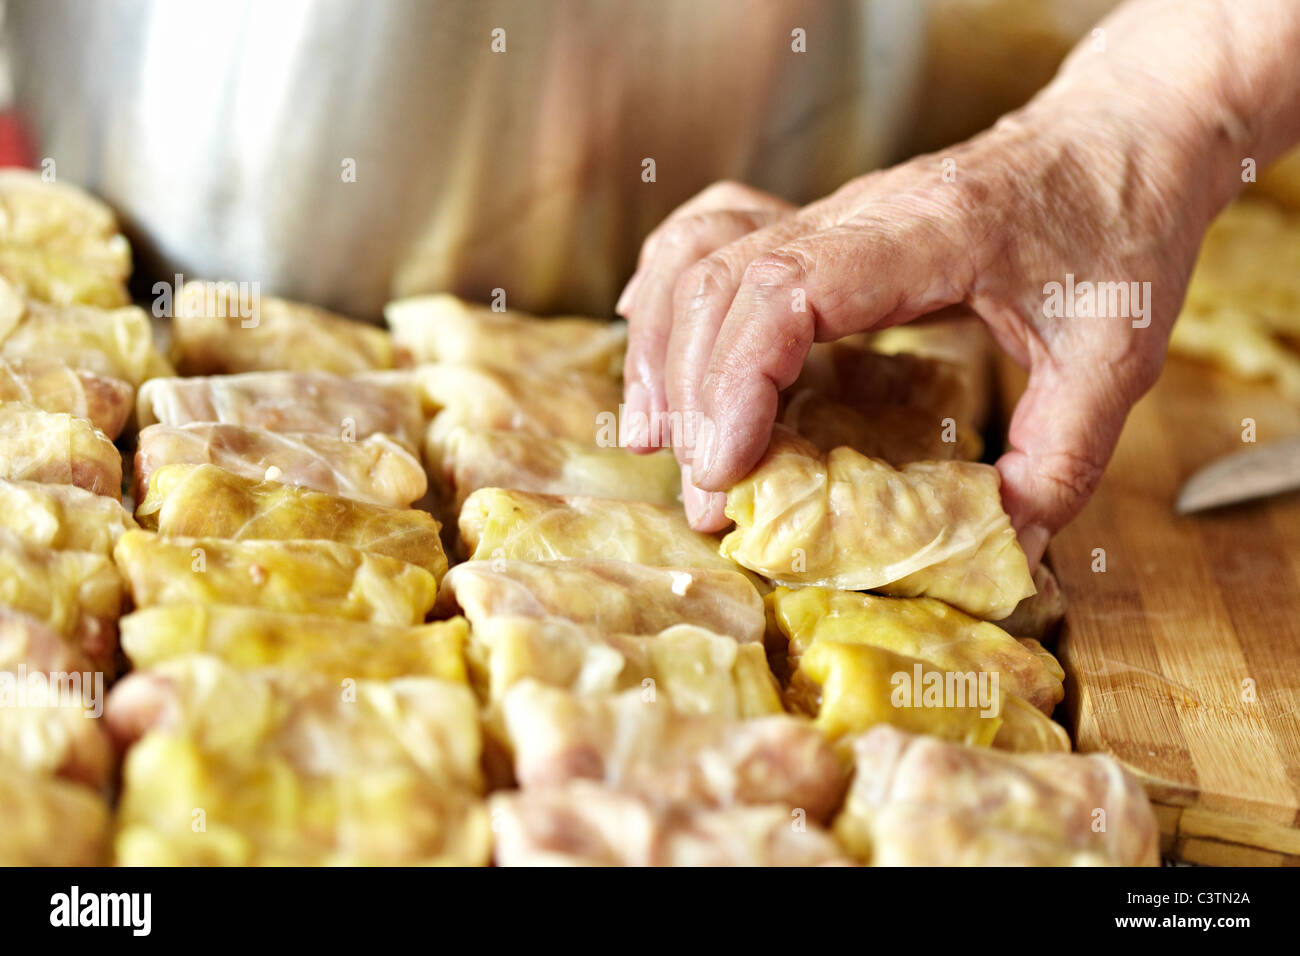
618, 0, 1300, 565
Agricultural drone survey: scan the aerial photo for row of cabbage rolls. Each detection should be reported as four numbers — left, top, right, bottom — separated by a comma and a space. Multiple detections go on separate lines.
1, 169, 167, 862
1, 172, 1158, 866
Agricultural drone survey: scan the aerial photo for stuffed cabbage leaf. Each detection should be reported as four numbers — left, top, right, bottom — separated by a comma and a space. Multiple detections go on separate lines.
863, 313, 994, 429
1166, 201, 1300, 396
435, 558, 764, 644
0, 297, 168, 386
0, 357, 133, 438
121, 604, 466, 683
385, 293, 625, 376
491, 782, 847, 867
0, 478, 137, 556
0, 169, 130, 308
0, 403, 122, 498
769, 586, 1063, 714
113, 530, 438, 626
135, 423, 428, 508
833, 726, 1159, 865
404, 362, 621, 444
171, 280, 401, 375
996, 563, 1067, 641
793, 639, 1070, 753
432, 426, 680, 510
0, 608, 112, 788
503, 680, 844, 819
460, 488, 753, 581
467, 617, 781, 717
107, 656, 489, 866
795, 344, 973, 425
721, 427, 1034, 619
0, 246, 128, 309
136, 463, 446, 579
780, 392, 980, 465
0, 764, 109, 865
0, 530, 122, 672
136, 370, 425, 451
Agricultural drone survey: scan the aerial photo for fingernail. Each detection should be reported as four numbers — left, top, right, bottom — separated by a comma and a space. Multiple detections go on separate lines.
682, 475, 729, 531
1018, 523, 1050, 569
689, 414, 718, 484
682, 478, 708, 524
647, 386, 668, 449
701, 490, 729, 529
615, 273, 641, 316
623, 381, 650, 448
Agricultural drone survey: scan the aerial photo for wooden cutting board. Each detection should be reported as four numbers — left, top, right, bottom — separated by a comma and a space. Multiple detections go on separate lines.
1001, 355, 1300, 865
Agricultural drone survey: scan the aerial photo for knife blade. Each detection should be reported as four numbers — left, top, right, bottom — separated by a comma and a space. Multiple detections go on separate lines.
1176, 435, 1300, 514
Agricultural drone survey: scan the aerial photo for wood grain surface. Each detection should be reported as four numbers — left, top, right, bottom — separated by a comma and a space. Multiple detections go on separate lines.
1001, 355, 1300, 863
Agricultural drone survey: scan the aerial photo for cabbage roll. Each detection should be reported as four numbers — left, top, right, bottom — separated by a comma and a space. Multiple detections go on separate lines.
0, 695, 110, 789
137, 370, 425, 451
402, 363, 621, 443
0, 403, 122, 498
1167, 196, 1300, 391
864, 314, 994, 429
793, 640, 1070, 753
0, 530, 122, 672
0, 605, 96, 674
0, 169, 131, 308
0, 608, 112, 788
135, 423, 428, 508
136, 463, 446, 580
780, 392, 981, 465
0, 765, 110, 865
0, 170, 129, 271
171, 280, 401, 374
721, 428, 1034, 619
468, 617, 782, 717
121, 604, 467, 683
107, 657, 489, 865
113, 530, 438, 626
833, 726, 1159, 865
0, 357, 133, 438
460, 488, 753, 581
385, 293, 625, 376
432, 426, 680, 510
503, 681, 844, 819
1180, 200, 1300, 337
491, 782, 847, 867
995, 563, 1066, 641
435, 559, 763, 644
0, 246, 128, 309
796, 344, 974, 426
0, 298, 168, 386
1170, 308, 1300, 398
769, 586, 1063, 714
0, 479, 137, 556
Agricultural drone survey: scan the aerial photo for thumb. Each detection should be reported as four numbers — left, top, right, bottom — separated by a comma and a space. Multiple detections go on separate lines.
995, 359, 1139, 566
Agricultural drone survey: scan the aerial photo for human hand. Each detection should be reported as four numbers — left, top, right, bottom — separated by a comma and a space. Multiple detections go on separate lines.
618, 0, 1300, 567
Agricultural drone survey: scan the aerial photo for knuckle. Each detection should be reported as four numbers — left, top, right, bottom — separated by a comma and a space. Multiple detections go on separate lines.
741, 249, 808, 291
696, 179, 755, 208
656, 215, 709, 253
1039, 448, 1106, 503
674, 253, 735, 312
